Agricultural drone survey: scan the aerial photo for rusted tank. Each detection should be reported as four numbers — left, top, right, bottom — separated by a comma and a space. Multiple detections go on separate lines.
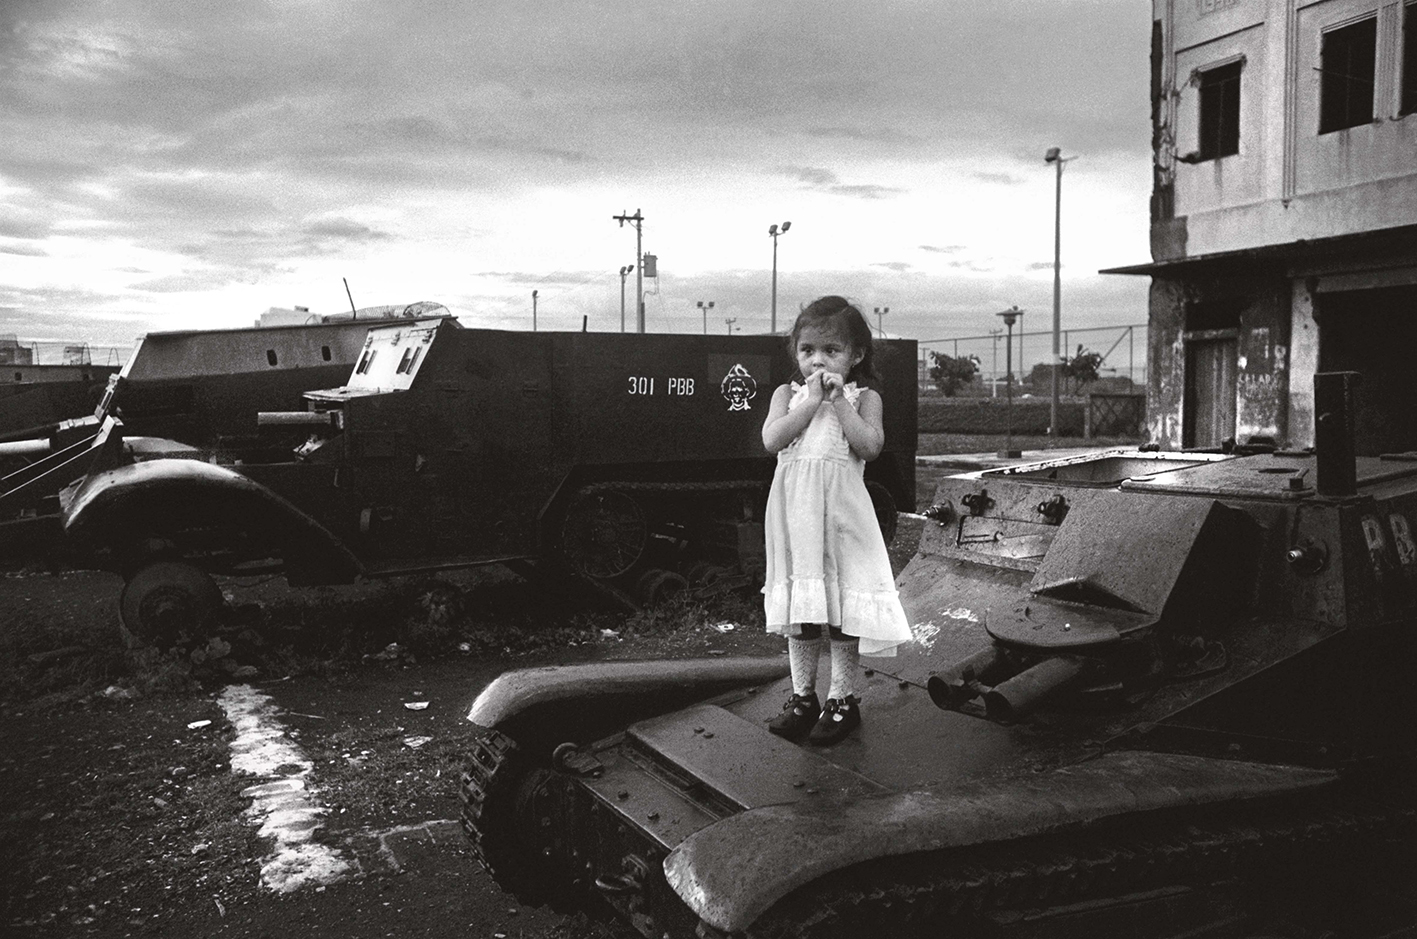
55, 319, 917, 645
459, 370, 1417, 938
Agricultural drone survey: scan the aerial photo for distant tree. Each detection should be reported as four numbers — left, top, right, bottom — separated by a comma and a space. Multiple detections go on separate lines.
929, 351, 980, 396
1061, 345, 1103, 393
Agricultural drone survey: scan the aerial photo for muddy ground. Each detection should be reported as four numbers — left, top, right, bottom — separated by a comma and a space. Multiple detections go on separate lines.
0, 513, 925, 939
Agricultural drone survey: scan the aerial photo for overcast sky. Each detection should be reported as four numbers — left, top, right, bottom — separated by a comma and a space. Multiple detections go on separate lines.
1, 0, 1155, 365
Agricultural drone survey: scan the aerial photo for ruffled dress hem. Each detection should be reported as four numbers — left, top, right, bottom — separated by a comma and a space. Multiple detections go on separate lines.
763, 578, 911, 656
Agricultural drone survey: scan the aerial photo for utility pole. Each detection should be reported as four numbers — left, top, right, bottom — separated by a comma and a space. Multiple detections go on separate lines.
1044, 148, 1073, 437
725, 317, 737, 335
618, 265, 634, 333
532, 290, 538, 331
613, 209, 645, 333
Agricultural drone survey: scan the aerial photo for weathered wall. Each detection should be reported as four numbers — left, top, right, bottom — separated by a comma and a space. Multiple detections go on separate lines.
1147, 278, 1188, 447
1153, 0, 1417, 261
1286, 280, 1319, 448
1234, 282, 1290, 444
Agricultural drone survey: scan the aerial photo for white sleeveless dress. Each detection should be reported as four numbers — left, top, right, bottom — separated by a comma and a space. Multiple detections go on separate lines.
762, 382, 912, 656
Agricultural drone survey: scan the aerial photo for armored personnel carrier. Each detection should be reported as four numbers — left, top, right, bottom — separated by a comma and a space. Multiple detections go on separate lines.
0, 311, 448, 567
460, 371, 1417, 938
52, 319, 917, 644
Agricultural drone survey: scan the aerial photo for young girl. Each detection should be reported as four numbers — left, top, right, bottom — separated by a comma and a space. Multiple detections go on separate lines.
761, 296, 912, 745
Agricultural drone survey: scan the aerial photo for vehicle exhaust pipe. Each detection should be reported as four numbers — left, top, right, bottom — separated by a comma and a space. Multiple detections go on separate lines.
927, 646, 1010, 709
983, 655, 1088, 722
1314, 371, 1359, 498
257, 410, 342, 428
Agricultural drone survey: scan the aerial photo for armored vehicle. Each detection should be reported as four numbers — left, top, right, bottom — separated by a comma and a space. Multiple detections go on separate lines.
0, 311, 447, 566
0, 364, 120, 442
460, 371, 1417, 939
54, 319, 917, 644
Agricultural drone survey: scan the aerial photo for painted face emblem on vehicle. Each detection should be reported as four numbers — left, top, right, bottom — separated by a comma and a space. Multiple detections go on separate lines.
720, 364, 757, 412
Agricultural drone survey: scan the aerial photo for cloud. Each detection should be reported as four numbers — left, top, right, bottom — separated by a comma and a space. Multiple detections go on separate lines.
804, 126, 922, 144
873, 261, 913, 272
303, 218, 393, 244
773, 167, 904, 200
972, 171, 1024, 185
0, 215, 53, 240
827, 183, 904, 200
776, 165, 839, 187
129, 273, 229, 293
0, 0, 1154, 345
0, 244, 47, 257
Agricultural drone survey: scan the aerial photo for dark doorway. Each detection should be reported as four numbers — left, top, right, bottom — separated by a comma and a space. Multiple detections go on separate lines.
1184, 336, 1238, 448
1317, 285, 1417, 455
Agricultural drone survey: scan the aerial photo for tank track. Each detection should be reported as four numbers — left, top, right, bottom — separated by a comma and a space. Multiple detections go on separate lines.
458, 729, 512, 877
747, 784, 1417, 939
464, 727, 1415, 938
458, 729, 560, 906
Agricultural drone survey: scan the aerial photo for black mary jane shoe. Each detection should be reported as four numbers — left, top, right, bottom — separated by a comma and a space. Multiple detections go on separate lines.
808, 695, 861, 745
767, 692, 821, 740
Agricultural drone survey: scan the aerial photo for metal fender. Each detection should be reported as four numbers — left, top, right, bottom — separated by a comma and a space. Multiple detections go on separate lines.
663, 750, 1338, 934
467, 657, 791, 737
61, 457, 361, 581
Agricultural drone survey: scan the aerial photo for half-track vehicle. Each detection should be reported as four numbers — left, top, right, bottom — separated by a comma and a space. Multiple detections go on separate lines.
459, 371, 1417, 938
54, 319, 917, 644
0, 311, 446, 565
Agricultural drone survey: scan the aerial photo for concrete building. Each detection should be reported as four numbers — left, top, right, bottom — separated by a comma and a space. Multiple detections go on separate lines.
1108, 0, 1417, 454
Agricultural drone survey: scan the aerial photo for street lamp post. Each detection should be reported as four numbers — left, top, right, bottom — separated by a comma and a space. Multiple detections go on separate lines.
532, 290, 538, 331
873, 306, 890, 338
725, 317, 737, 335
990, 328, 1003, 398
1044, 148, 1072, 437
618, 265, 635, 333
996, 306, 1025, 459
768, 221, 791, 334
696, 300, 715, 335
613, 209, 645, 333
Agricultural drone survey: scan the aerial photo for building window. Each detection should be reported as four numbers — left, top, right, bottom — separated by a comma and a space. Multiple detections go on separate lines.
1403, 2, 1417, 115
1320, 17, 1377, 133
1198, 61, 1242, 159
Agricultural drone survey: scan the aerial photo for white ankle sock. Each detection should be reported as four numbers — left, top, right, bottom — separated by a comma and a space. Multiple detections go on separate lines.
828, 638, 860, 700
787, 636, 821, 697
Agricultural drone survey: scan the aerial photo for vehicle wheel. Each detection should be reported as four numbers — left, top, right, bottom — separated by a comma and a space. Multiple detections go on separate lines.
559, 490, 647, 579
118, 561, 224, 649
635, 568, 688, 607
866, 481, 899, 545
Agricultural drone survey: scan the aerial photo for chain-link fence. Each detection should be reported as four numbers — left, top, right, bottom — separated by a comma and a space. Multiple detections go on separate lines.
916, 323, 1147, 396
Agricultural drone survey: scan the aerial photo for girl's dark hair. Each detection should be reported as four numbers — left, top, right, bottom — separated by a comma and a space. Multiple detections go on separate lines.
787, 295, 882, 385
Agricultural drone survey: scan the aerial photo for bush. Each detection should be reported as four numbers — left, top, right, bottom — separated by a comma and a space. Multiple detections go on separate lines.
928, 352, 981, 396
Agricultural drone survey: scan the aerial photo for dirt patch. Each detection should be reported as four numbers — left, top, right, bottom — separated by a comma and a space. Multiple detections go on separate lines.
0, 515, 924, 937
